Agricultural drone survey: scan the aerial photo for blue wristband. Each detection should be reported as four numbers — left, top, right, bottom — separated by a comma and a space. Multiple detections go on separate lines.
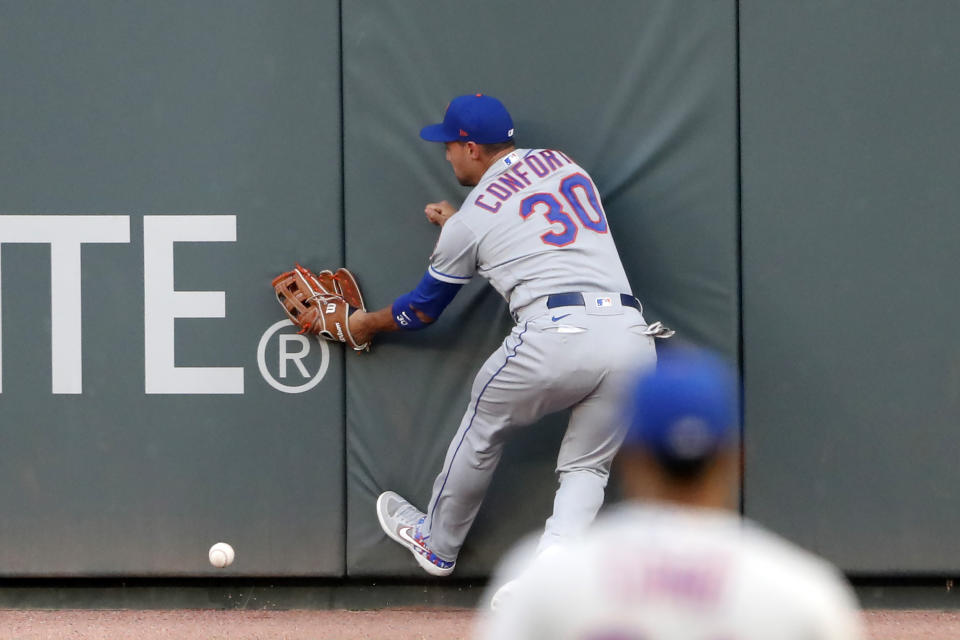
392, 293, 429, 330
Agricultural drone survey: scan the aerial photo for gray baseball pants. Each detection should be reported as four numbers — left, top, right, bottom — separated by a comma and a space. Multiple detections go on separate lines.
419, 301, 657, 561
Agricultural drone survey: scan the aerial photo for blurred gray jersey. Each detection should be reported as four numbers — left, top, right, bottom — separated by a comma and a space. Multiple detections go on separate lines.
478, 504, 864, 640
429, 149, 632, 318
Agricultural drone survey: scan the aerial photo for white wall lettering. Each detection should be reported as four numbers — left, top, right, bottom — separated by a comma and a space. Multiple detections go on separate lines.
0, 215, 131, 394
279, 334, 311, 379
143, 215, 243, 394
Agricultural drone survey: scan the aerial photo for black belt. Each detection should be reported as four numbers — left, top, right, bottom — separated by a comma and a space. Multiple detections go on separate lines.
545, 292, 641, 312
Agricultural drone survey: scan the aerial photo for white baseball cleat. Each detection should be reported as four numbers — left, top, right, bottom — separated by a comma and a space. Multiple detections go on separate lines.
489, 543, 565, 610
489, 578, 519, 610
376, 491, 456, 577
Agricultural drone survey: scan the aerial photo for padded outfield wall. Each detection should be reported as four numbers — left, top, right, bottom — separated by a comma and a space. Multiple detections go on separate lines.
740, 0, 960, 574
0, 0, 954, 580
0, 0, 346, 576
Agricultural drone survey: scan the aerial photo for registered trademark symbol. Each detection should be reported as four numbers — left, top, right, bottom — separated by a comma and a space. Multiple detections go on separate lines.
256, 320, 330, 393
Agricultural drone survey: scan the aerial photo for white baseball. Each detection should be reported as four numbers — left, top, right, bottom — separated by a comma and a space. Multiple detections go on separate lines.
208, 542, 235, 568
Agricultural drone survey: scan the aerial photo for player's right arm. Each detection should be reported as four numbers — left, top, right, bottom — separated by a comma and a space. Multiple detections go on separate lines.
476, 556, 565, 640
425, 200, 456, 226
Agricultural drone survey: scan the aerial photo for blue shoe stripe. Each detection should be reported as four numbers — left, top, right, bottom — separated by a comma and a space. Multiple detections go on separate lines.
427, 321, 531, 535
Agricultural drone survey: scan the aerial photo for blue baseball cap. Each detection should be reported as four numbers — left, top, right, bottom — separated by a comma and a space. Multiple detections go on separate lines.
624, 349, 739, 462
420, 94, 515, 144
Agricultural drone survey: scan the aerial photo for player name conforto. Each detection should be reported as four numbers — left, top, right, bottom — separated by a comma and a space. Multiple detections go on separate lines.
474, 149, 574, 213
0, 214, 244, 395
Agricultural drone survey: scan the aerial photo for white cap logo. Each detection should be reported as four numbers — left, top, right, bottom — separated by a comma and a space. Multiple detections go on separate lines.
667, 416, 715, 458
507, 128, 515, 137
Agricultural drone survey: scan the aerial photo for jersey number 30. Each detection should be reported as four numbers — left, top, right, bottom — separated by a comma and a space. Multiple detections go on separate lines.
519, 173, 608, 247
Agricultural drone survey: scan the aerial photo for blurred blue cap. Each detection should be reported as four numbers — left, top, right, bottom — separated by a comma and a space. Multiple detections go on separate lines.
625, 349, 739, 462
420, 94, 515, 144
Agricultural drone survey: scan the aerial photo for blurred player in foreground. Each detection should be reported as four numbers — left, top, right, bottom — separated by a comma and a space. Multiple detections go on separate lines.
477, 349, 864, 640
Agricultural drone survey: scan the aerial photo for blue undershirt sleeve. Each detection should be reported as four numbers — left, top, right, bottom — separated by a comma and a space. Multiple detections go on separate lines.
391, 270, 463, 330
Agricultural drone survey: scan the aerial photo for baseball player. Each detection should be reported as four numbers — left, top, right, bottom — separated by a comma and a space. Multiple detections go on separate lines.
348, 94, 666, 577
477, 350, 865, 640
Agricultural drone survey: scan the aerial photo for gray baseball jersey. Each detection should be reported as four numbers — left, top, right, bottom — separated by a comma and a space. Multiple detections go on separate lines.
478, 504, 865, 640
419, 148, 657, 562
428, 149, 632, 320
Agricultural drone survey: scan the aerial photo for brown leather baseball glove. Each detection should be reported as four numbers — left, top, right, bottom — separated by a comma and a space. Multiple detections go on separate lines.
271, 264, 369, 352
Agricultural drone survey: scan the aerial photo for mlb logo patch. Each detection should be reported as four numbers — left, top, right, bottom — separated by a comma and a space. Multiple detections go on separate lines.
595, 297, 613, 308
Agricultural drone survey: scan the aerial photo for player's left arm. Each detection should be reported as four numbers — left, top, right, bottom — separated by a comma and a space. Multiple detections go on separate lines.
349, 271, 462, 345
350, 213, 477, 345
